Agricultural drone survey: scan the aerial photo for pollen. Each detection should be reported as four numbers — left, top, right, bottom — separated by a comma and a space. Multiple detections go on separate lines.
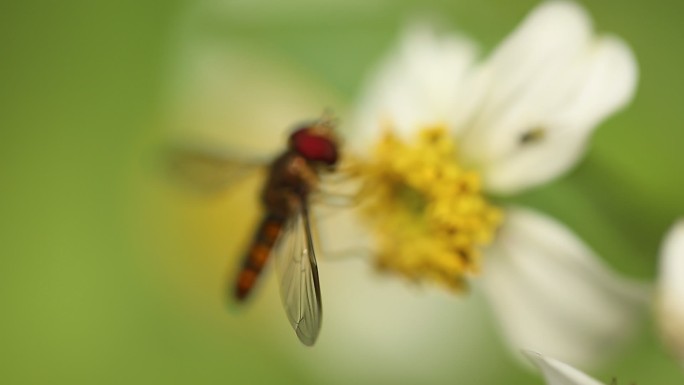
356, 126, 502, 292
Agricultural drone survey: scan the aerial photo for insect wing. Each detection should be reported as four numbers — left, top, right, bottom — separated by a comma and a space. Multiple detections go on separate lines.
274, 201, 322, 346
166, 144, 268, 193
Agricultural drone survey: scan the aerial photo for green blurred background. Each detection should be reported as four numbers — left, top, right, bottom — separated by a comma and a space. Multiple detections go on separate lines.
2, 0, 683, 384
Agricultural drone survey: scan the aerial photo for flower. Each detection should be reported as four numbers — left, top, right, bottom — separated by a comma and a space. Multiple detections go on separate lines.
657, 220, 684, 366
324, 0, 650, 368
525, 351, 611, 385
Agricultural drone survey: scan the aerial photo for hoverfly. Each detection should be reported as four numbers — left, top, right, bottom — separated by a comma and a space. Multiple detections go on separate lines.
168, 114, 340, 346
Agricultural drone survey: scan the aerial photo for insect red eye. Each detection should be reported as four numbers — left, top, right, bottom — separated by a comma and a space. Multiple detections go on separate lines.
290, 128, 339, 165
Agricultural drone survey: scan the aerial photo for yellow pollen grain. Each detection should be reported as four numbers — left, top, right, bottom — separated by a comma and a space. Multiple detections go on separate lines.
357, 126, 503, 292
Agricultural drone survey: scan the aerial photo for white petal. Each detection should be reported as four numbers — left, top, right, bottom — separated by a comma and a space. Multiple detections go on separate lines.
481, 207, 650, 368
459, 1, 638, 194
352, 22, 480, 150
282, 258, 494, 384
313, 196, 376, 259
657, 220, 684, 365
524, 351, 607, 385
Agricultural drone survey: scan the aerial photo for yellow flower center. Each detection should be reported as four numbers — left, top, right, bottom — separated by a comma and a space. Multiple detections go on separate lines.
355, 126, 502, 292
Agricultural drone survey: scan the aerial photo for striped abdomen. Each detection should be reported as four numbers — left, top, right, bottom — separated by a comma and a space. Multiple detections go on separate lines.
234, 214, 285, 301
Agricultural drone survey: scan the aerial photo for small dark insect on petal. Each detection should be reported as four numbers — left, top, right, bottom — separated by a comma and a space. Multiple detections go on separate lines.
519, 127, 546, 145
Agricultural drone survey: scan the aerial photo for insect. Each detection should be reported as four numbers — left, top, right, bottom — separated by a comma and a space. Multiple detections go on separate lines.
168, 115, 340, 346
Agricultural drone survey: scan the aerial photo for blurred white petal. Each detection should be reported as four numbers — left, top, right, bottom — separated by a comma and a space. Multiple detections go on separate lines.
353, 22, 480, 149
524, 351, 607, 385
314, 194, 376, 259
347, 2, 643, 370
283, 258, 495, 385
468, 0, 592, 127
458, 1, 637, 194
482, 207, 650, 368
657, 219, 684, 365
460, 0, 592, 165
